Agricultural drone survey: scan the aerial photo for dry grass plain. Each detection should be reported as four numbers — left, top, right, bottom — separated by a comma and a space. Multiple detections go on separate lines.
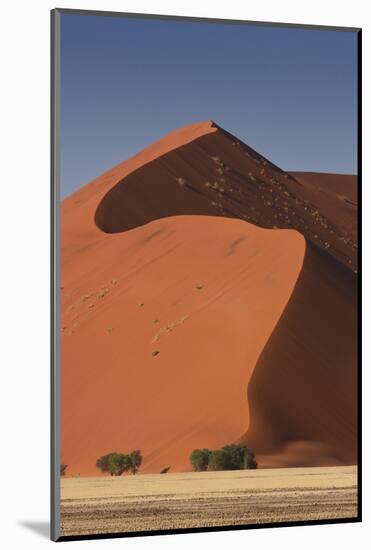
60, 466, 357, 537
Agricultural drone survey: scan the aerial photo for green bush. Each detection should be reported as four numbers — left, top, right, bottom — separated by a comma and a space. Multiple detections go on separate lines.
207, 449, 229, 471
96, 454, 111, 474
96, 450, 143, 476
190, 449, 210, 472
190, 444, 257, 471
242, 447, 258, 470
222, 444, 257, 470
107, 453, 131, 476
129, 450, 143, 474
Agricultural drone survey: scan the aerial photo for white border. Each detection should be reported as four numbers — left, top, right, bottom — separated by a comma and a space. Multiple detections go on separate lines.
1, 1, 368, 548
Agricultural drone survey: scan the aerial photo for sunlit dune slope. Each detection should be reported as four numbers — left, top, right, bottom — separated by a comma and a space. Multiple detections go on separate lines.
61, 216, 304, 475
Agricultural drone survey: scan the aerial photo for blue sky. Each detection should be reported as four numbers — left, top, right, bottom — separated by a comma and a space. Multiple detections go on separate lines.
60, 13, 358, 198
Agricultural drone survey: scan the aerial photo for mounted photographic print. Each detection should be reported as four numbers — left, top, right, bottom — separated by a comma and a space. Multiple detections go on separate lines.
51, 8, 361, 541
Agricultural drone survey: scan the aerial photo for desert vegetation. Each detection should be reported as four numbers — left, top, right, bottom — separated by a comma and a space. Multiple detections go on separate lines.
190, 444, 257, 471
96, 450, 142, 476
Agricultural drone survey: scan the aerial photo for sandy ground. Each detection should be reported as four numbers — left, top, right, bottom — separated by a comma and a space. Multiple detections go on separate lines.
60, 466, 357, 536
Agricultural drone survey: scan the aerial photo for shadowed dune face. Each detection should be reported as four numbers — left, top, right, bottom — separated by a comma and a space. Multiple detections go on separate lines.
290, 172, 357, 204
244, 243, 357, 467
61, 216, 305, 475
94, 124, 356, 272
288, 172, 357, 249
61, 120, 357, 474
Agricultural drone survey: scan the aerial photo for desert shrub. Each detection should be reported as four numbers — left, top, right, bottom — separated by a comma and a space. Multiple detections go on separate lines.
96, 454, 111, 474
190, 444, 257, 472
207, 449, 229, 471
190, 449, 210, 472
60, 464, 68, 476
97, 451, 143, 476
242, 446, 258, 469
222, 444, 257, 470
107, 453, 131, 476
129, 450, 143, 474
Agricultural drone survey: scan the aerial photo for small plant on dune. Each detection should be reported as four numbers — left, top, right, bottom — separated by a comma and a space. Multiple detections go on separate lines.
248, 172, 256, 182
160, 466, 171, 474
60, 464, 68, 477
152, 350, 160, 357
195, 283, 204, 290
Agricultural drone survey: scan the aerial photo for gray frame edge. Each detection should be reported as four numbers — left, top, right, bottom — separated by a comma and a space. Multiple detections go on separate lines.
53, 7, 361, 32
51, 8, 61, 542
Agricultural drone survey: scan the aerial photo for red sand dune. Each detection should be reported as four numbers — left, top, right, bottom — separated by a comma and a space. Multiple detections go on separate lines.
61, 120, 357, 475
61, 216, 304, 474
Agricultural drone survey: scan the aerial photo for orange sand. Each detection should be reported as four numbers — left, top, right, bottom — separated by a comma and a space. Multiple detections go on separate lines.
61, 216, 304, 474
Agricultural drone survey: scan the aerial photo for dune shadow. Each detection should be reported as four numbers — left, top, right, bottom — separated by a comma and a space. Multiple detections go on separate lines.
244, 242, 357, 466
93, 128, 293, 236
